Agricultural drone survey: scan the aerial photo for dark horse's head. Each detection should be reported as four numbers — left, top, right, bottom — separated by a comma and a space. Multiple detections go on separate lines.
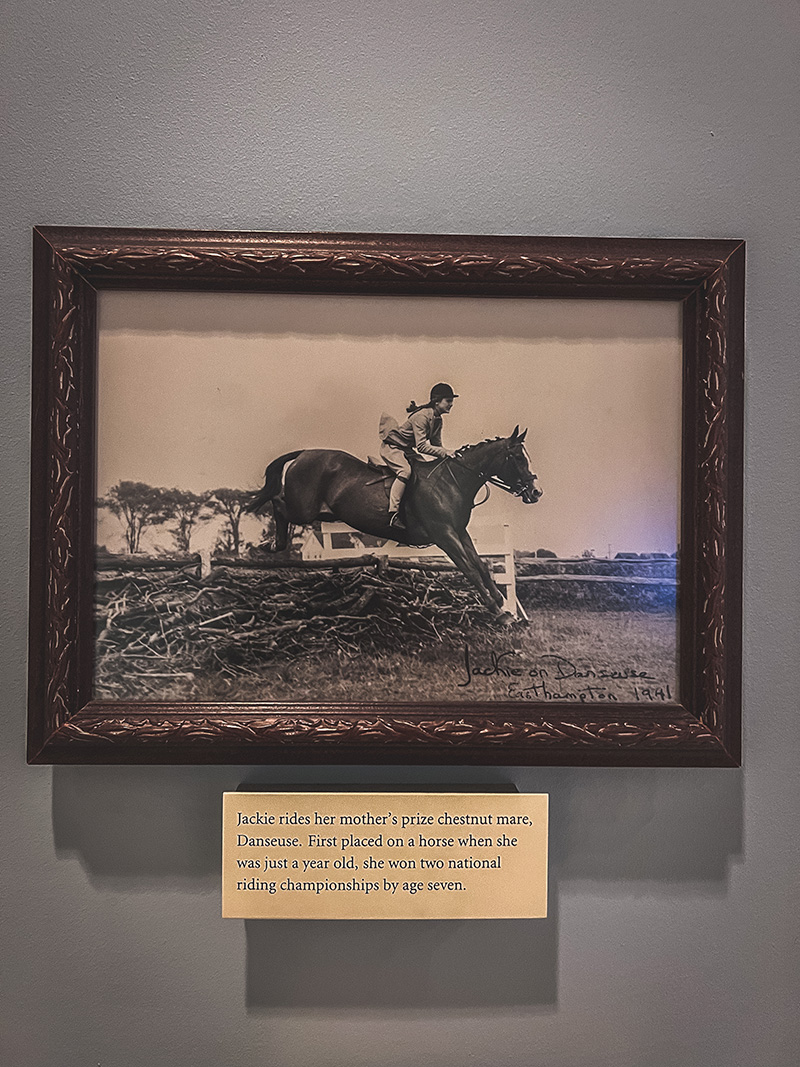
495, 426, 542, 504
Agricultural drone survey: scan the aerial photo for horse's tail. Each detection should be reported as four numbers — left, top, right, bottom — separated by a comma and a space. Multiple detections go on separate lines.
245, 450, 304, 514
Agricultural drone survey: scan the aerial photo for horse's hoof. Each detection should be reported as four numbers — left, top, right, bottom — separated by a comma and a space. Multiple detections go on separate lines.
495, 611, 515, 628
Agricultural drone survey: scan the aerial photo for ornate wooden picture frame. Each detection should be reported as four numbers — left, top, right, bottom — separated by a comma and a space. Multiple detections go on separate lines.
27, 227, 743, 765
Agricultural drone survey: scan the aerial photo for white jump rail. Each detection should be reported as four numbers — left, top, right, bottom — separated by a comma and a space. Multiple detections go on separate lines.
302, 521, 524, 618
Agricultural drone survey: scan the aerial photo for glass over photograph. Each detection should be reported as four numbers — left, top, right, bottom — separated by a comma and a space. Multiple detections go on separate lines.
94, 292, 681, 706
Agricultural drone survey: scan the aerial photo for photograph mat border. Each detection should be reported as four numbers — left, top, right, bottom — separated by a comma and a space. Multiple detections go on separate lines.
27, 228, 744, 766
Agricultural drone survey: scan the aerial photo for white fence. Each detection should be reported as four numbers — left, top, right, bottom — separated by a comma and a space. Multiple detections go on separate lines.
302, 521, 523, 617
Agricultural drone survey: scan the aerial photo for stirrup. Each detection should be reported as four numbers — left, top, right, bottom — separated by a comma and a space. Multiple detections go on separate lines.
389, 512, 406, 530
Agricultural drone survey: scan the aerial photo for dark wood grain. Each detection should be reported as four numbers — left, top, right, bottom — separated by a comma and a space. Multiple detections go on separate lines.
27, 228, 744, 765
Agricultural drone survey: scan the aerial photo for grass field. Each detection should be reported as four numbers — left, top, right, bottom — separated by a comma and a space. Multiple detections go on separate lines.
94, 558, 677, 704
174, 610, 677, 704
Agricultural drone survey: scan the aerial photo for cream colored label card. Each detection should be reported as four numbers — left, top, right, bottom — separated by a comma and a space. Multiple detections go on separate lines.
222, 792, 548, 919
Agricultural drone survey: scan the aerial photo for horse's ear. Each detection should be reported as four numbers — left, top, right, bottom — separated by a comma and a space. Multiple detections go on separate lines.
510, 425, 520, 440
518, 428, 527, 442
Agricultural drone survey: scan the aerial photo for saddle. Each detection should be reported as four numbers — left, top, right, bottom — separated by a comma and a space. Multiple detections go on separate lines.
366, 456, 396, 500
368, 446, 443, 485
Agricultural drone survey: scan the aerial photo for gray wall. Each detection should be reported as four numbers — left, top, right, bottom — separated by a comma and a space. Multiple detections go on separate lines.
2, 1, 798, 1064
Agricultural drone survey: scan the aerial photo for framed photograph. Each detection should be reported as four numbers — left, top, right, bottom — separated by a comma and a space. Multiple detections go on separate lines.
27, 228, 743, 765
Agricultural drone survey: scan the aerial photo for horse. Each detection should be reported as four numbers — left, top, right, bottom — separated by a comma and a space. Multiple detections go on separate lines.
246, 427, 541, 620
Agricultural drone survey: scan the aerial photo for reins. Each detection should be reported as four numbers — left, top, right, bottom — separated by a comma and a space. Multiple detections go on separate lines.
473, 483, 491, 507
422, 452, 530, 499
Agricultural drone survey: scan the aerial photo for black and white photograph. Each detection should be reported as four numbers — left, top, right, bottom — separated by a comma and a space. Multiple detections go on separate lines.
94, 290, 681, 706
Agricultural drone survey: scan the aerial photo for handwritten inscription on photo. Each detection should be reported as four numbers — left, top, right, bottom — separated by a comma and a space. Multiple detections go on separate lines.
458, 647, 674, 703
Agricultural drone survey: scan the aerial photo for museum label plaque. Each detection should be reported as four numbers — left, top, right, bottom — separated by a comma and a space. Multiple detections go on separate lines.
222, 792, 548, 919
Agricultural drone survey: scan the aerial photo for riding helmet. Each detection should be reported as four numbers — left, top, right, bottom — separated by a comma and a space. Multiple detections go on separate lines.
429, 383, 459, 401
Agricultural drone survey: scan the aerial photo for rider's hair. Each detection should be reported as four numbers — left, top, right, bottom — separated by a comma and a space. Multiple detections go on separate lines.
406, 399, 435, 414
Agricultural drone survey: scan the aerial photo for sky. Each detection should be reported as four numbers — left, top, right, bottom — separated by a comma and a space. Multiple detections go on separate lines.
96, 291, 682, 557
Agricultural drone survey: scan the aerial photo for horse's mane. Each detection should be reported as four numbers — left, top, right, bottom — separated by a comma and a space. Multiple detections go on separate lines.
454, 435, 508, 458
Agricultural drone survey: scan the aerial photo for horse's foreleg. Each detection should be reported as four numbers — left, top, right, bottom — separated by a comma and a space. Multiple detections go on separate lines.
459, 531, 506, 610
433, 530, 505, 616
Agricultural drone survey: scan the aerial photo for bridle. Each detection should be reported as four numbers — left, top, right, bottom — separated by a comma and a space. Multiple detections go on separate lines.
444, 446, 537, 499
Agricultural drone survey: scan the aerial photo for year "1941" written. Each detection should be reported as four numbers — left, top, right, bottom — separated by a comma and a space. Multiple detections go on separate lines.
632, 685, 673, 702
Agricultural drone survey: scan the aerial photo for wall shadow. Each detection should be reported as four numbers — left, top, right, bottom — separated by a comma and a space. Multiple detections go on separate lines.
52, 762, 742, 1007
246, 906, 558, 1009
52, 764, 233, 884
529, 766, 743, 887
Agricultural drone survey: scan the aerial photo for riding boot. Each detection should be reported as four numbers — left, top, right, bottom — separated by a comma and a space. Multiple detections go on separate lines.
388, 475, 408, 525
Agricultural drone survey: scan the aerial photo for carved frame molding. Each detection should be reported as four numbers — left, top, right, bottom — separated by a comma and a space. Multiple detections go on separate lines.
28, 228, 744, 765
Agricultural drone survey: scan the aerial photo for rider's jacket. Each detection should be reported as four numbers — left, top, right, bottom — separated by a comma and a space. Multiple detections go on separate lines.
380, 407, 449, 459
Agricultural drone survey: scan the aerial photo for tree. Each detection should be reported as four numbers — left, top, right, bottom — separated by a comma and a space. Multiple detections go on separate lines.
208, 488, 252, 556
161, 488, 210, 553
96, 481, 171, 553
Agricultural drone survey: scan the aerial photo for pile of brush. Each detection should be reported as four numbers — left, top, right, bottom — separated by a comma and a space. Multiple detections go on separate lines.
94, 558, 495, 696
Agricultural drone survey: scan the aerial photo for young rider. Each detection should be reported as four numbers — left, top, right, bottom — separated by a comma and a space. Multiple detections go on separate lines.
379, 382, 458, 528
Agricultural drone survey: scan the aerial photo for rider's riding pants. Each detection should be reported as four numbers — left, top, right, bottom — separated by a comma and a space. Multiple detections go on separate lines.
380, 441, 412, 513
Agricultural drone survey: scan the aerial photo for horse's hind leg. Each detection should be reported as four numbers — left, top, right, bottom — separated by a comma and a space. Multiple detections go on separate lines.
260, 497, 291, 553
273, 498, 291, 551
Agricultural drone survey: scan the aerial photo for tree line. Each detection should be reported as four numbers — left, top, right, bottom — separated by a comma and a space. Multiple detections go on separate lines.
97, 481, 264, 555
